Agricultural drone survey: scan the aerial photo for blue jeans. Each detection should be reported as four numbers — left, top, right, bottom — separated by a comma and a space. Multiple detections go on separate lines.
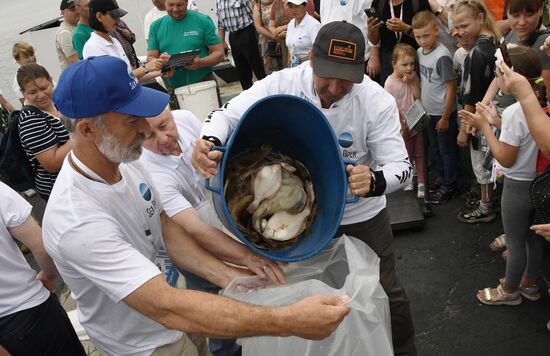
182, 271, 240, 356
0, 294, 86, 355
426, 112, 458, 188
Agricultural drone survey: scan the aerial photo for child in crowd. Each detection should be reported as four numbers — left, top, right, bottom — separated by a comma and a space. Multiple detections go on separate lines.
384, 43, 425, 198
460, 46, 545, 306
412, 11, 457, 204
482, 0, 550, 255
453, 0, 500, 222
453, 35, 471, 112
11, 42, 37, 105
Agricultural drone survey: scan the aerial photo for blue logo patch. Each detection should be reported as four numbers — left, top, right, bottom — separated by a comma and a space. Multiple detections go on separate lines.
338, 132, 353, 148
139, 183, 152, 201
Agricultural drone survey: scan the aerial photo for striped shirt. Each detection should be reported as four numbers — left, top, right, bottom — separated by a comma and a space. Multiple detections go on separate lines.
216, 0, 253, 33
18, 109, 69, 199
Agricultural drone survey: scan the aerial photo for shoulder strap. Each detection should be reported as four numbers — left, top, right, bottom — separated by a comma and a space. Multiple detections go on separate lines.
7, 110, 21, 126
377, 0, 386, 18
21, 104, 45, 117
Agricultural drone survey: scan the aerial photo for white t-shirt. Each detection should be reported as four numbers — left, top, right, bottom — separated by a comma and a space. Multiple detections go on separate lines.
56, 20, 77, 71
12, 75, 23, 100
83, 32, 132, 71
499, 102, 538, 181
0, 182, 50, 318
144, 7, 167, 41
286, 14, 321, 63
201, 63, 410, 225
42, 155, 181, 356
320, 0, 372, 60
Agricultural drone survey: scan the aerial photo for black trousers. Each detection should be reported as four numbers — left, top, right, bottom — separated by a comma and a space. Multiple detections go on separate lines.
228, 25, 266, 90
337, 209, 417, 356
0, 294, 86, 355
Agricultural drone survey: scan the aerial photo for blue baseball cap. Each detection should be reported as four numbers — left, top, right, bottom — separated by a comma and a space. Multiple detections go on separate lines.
53, 56, 169, 119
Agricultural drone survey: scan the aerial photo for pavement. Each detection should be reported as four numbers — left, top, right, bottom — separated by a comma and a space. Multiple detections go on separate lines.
394, 196, 550, 355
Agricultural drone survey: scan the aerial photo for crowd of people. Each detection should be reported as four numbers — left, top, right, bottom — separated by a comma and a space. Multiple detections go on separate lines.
1, 0, 550, 355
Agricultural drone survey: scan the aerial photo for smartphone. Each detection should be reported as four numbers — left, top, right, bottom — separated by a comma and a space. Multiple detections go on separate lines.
499, 38, 513, 67
365, 8, 382, 21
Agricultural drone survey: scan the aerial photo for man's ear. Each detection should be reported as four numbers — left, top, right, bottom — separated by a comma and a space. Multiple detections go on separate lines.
75, 119, 99, 141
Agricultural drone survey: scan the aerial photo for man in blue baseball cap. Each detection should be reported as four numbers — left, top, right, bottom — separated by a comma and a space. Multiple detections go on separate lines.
42, 55, 350, 356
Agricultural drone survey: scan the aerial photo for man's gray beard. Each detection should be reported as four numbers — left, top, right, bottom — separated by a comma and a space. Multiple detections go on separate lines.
97, 130, 146, 163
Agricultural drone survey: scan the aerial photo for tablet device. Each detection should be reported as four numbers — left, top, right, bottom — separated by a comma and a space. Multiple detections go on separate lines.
405, 99, 428, 132
161, 49, 201, 73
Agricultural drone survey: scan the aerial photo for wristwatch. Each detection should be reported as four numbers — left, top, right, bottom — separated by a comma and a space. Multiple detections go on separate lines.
368, 40, 381, 48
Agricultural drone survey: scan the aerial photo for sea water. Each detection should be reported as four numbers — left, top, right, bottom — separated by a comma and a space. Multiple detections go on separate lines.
0, 0, 153, 106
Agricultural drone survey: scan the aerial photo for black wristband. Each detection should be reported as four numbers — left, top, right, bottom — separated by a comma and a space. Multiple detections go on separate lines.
364, 170, 386, 198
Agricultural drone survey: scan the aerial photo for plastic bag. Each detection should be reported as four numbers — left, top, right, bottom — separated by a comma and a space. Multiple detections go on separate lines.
222, 235, 393, 356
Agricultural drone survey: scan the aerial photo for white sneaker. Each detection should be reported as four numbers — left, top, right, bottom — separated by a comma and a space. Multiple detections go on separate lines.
404, 183, 414, 191
23, 189, 37, 198
417, 183, 425, 199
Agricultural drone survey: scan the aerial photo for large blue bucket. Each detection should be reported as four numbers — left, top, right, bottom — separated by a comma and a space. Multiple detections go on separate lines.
206, 95, 357, 262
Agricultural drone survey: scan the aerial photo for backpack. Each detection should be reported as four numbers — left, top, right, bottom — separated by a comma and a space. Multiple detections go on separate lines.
0, 110, 36, 191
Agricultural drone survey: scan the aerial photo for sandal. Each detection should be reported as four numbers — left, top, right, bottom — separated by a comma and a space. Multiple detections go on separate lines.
489, 234, 506, 252
477, 284, 522, 306
499, 278, 540, 301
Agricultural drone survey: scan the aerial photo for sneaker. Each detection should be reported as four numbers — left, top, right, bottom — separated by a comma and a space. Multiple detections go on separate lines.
23, 189, 37, 198
457, 207, 496, 224
429, 179, 442, 193
404, 183, 414, 191
429, 186, 453, 204
466, 198, 480, 209
417, 183, 425, 199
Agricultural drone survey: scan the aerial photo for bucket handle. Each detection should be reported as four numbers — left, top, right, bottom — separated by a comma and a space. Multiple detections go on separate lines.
343, 160, 360, 204
204, 146, 226, 194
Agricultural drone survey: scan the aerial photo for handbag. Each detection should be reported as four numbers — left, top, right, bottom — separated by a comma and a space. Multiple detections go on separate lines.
259, 0, 282, 59
266, 40, 282, 58
530, 165, 550, 224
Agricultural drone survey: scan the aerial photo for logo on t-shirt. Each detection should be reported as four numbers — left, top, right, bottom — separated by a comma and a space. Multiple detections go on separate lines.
139, 182, 152, 201
338, 131, 353, 148
338, 132, 357, 159
419, 64, 433, 83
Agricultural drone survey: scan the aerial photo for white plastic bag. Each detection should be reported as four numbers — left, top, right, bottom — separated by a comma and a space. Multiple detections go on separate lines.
222, 235, 393, 356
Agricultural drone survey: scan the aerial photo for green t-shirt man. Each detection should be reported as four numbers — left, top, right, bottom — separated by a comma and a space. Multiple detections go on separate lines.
73, 22, 94, 59
148, 10, 221, 88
